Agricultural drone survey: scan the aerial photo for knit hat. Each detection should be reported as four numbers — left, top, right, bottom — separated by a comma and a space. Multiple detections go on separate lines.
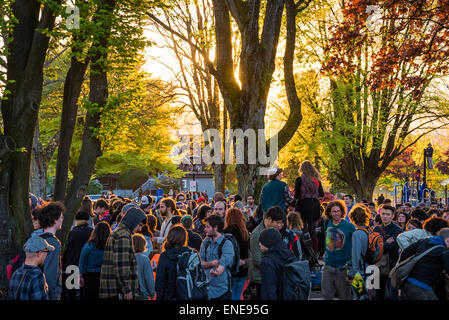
259, 228, 282, 248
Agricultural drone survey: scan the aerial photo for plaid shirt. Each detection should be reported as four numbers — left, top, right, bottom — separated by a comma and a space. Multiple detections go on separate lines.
8, 265, 49, 300
99, 224, 140, 299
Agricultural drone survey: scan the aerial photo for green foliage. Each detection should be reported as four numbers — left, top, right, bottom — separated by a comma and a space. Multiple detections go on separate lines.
118, 168, 148, 190
87, 179, 103, 194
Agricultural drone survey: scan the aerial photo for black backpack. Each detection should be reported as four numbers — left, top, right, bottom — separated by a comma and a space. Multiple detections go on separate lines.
279, 259, 311, 300
205, 233, 240, 276
176, 249, 209, 300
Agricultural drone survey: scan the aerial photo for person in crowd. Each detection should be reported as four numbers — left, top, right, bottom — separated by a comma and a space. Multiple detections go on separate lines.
99, 207, 146, 300
442, 210, 449, 222
321, 200, 355, 300
140, 215, 154, 255
153, 198, 180, 247
38, 201, 65, 300
373, 204, 403, 300
399, 228, 449, 300
248, 206, 286, 299
246, 204, 264, 233
193, 204, 212, 239
343, 195, 354, 222
367, 202, 377, 221
245, 194, 258, 218
93, 199, 109, 225
428, 209, 441, 218
287, 211, 317, 266
133, 233, 156, 300
140, 195, 152, 212
8, 236, 54, 300
260, 167, 295, 214
346, 204, 371, 284
396, 212, 410, 231
186, 200, 197, 216
259, 228, 296, 300
406, 219, 423, 231
107, 200, 126, 227
75, 196, 95, 228
192, 197, 206, 218
79, 222, 111, 300
224, 208, 249, 300
397, 217, 448, 251
181, 215, 202, 252
31, 207, 44, 237
293, 160, 324, 252
155, 224, 191, 300
200, 214, 235, 300
213, 200, 227, 219
62, 211, 93, 300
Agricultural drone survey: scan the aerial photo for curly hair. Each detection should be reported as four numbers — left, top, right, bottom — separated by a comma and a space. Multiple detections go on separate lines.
349, 204, 370, 227
38, 202, 65, 229
324, 200, 347, 220
423, 217, 449, 235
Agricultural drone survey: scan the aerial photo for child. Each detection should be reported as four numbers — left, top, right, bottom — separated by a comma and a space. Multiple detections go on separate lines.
132, 234, 156, 300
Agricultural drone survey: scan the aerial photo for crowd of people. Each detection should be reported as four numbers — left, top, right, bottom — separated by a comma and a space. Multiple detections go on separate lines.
6, 160, 449, 300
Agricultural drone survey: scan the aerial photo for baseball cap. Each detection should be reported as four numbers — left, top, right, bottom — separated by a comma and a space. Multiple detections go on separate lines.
267, 167, 282, 176
197, 197, 206, 203
141, 196, 150, 205
23, 236, 55, 253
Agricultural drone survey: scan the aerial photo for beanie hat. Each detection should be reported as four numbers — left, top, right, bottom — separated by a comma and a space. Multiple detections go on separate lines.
259, 228, 282, 248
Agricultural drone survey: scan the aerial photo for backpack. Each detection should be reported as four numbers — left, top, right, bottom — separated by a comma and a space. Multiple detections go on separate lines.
389, 245, 444, 290
7, 233, 53, 281
176, 249, 209, 300
358, 226, 384, 265
279, 259, 311, 300
205, 233, 240, 277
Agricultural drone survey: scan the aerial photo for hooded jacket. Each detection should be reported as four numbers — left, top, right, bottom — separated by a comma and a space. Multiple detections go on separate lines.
99, 208, 146, 299
399, 236, 449, 291
155, 246, 191, 300
260, 241, 297, 300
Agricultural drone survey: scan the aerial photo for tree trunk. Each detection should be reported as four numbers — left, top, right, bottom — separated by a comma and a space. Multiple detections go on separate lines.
30, 123, 47, 198
212, 163, 226, 193
58, 0, 115, 243
53, 57, 89, 201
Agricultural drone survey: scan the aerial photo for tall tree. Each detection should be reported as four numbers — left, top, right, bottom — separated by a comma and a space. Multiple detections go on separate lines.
150, 0, 228, 193
0, 0, 62, 290
293, 0, 449, 200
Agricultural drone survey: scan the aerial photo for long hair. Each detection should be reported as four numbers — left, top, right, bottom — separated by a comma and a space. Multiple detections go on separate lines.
287, 212, 304, 230
88, 222, 111, 250
163, 224, 187, 251
225, 208, 249, 241
80, 196, 94, 217
299, 160, 321, 180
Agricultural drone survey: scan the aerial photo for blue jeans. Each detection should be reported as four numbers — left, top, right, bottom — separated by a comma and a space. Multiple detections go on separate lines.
231, 277, 246, 300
